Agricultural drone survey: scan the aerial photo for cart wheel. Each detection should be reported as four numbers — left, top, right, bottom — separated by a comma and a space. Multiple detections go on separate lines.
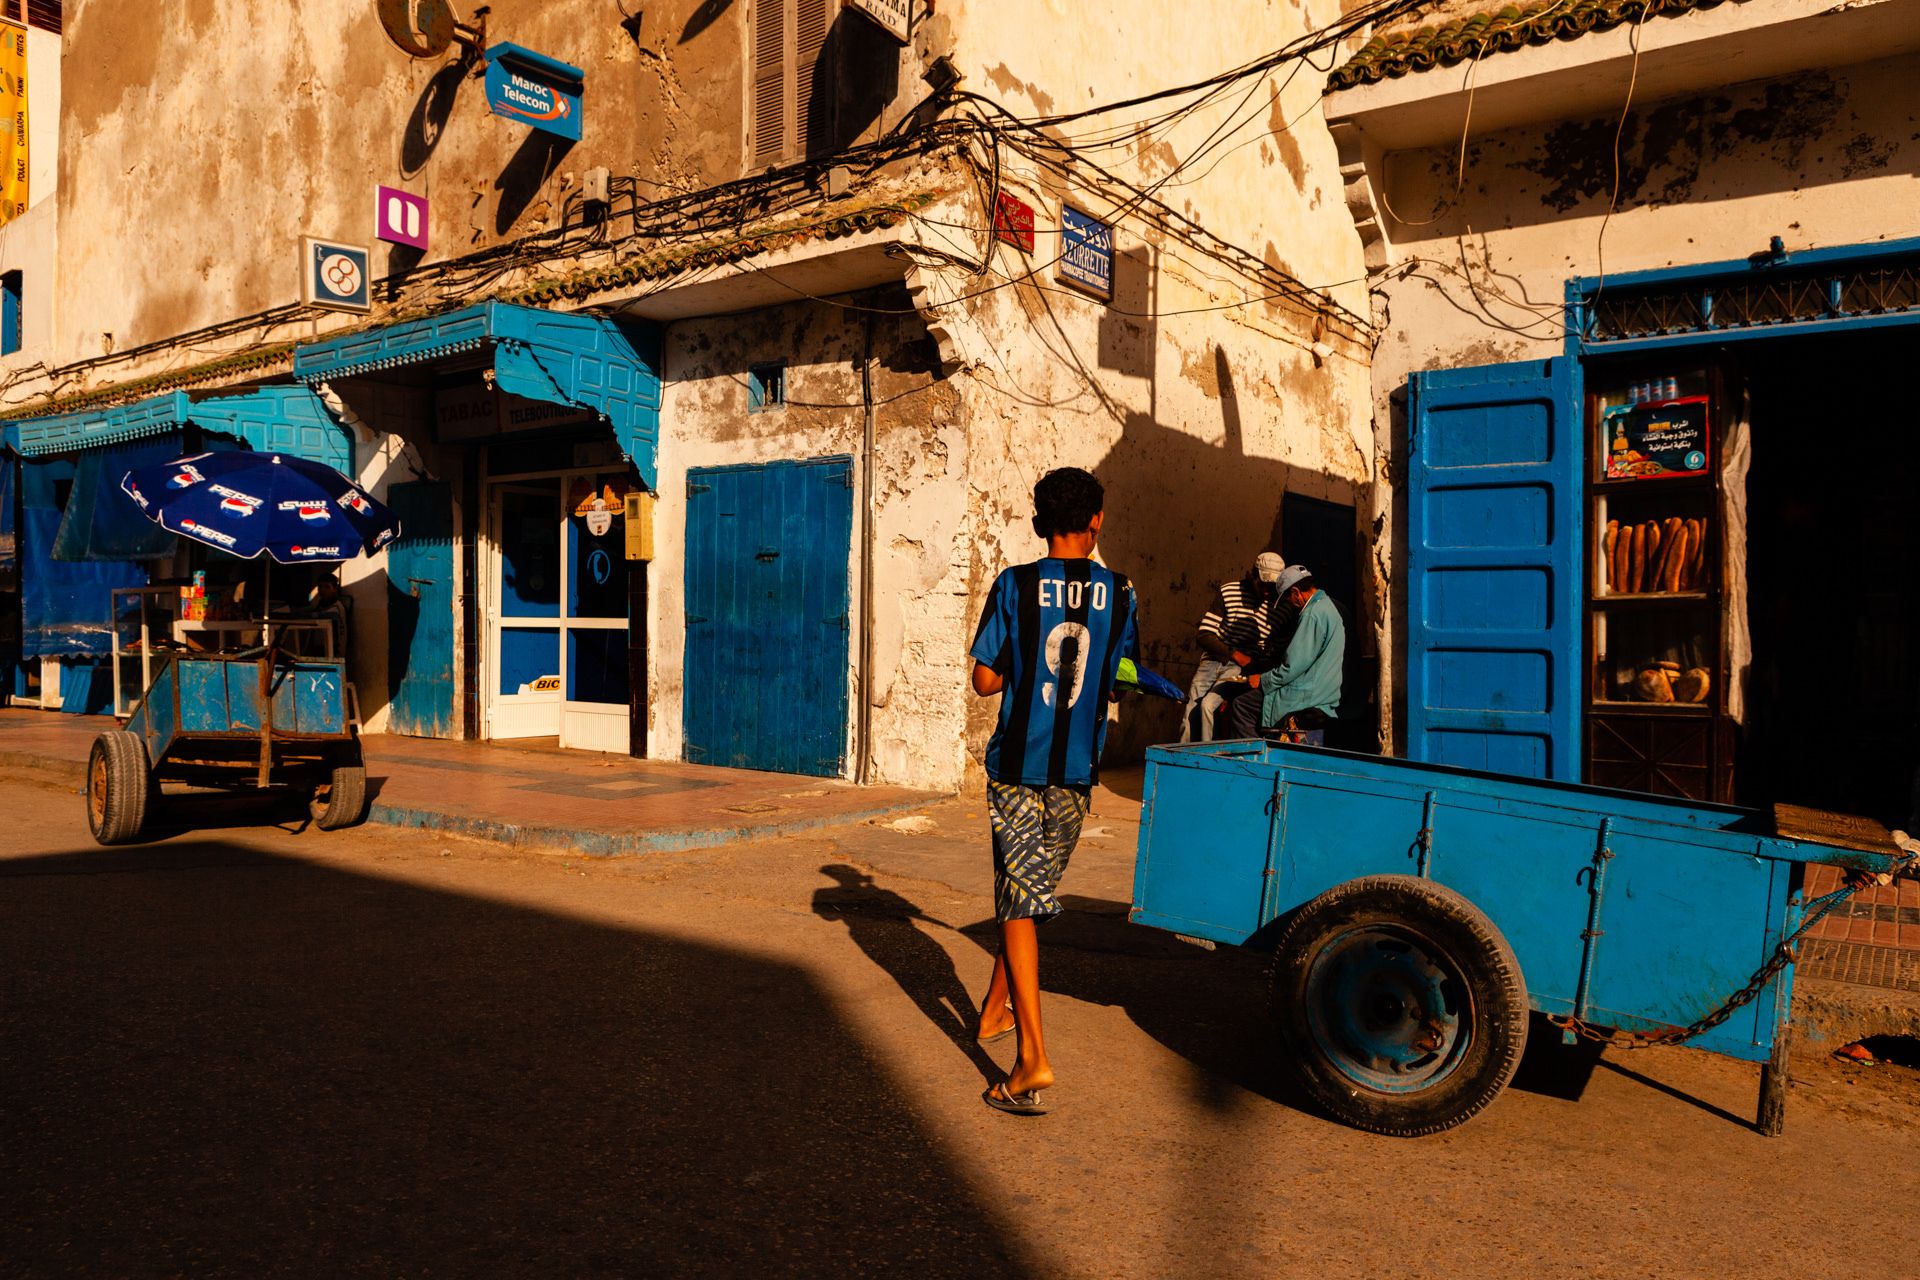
310, 765, 368, 831
86, 732, 151, 846
1269, 875, 1527, 1137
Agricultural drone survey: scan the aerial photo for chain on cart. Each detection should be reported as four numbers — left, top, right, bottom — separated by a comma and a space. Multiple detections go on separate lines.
1550, 847, 1920, 1050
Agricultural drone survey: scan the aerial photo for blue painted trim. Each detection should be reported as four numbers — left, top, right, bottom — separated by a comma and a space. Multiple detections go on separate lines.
1577, 309, 1920, 356
1565, 236, 1920, 356
481, 41, 585, 87
8, 385, 352, 468
1573, 235, 1920, 295
292, 301, 663, 488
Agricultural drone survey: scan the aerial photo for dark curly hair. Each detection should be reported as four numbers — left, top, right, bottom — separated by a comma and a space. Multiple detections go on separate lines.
1031, 467, 1104, 539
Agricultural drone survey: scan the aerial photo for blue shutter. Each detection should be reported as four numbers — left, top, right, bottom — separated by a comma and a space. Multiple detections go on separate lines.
1405, 358, 1582, 780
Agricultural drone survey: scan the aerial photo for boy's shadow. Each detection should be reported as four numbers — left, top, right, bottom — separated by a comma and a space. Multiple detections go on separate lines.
811, 864, 1000, 1082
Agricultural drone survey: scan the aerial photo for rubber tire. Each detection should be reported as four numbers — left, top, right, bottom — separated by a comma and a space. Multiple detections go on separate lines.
310, 765, 368, 831
1269, 874, 1528, 1138
86, 732, 150, 846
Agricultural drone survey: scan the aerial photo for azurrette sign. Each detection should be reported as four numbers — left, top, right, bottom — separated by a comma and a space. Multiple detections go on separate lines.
482, 43, 584, 143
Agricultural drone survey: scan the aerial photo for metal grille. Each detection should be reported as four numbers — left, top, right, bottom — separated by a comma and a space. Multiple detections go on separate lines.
1585, 255, 1920, 342
1799, 940, 1920, 992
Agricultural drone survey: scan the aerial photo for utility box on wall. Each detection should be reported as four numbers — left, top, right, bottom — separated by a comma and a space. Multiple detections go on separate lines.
624, 491, 654, 561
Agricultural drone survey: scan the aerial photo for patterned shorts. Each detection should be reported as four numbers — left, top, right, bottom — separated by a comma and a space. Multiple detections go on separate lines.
987, 780, 1091, 922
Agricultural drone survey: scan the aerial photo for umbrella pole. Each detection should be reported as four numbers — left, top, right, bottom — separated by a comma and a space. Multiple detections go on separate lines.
258, 557, 274, 788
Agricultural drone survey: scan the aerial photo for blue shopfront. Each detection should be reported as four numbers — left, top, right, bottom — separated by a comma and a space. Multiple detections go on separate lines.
2, 386, 351, 714
291, 301, 662, 754
1402, 236, 1920, 822
4, 302, 663, 755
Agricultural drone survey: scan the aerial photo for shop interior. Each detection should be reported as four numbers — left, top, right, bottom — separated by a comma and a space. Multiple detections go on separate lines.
1585, 327, 1920, 829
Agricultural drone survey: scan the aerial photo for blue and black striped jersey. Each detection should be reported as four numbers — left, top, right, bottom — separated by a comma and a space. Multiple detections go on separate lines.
969, 558, 1140, 787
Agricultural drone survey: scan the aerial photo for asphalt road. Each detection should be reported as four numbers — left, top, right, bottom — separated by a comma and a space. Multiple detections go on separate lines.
3, 769, 1917, 1278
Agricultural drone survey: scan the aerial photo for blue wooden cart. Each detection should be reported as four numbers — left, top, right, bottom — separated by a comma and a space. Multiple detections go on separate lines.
1130, 739, 1914, 1137
86, 650, 367, 844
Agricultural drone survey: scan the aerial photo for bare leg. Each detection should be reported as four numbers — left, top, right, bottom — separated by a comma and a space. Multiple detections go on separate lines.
999, 917, 1054, 1095
977, 950, 1015, 1040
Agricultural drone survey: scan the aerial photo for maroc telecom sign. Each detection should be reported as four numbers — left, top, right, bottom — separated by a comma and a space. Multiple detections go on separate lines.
482, 43, 584, 142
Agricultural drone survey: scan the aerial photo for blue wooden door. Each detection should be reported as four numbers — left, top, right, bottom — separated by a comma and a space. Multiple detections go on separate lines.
1405, 359, 1582, 779
683, 457, 852, 776
385, 480, 456, 738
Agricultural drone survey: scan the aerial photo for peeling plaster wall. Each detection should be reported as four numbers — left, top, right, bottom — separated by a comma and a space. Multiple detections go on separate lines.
1355, 52, 1920, 751
946, 262, 1374, 784
931, 0, 1371, 323
53, 0, 754, 362
650, 289, 968, 787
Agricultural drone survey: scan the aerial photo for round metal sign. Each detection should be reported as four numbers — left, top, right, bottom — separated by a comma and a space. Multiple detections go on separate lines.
376, 0, 458, 58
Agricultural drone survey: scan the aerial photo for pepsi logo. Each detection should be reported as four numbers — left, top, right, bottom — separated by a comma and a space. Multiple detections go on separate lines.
277, 500, 332, 523
338, 490, 373, 515
289, 544, 342, 558
126, 483, 150, 510
169, 465, 206, 489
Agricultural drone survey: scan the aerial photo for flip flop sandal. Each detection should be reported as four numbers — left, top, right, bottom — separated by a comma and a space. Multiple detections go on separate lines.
983, 1082, 1049, 1116
977, 999, 1016, 1044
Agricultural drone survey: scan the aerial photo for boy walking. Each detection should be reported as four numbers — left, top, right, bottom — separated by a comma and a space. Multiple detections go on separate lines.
967, 468, 1138, 1115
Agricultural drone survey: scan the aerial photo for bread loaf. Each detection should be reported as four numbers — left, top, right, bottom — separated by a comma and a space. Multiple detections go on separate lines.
1673, 667, 1711, 704
1635, 666, 1675, 702
1689, 517, 1708, 589
1629, 522, 1648, 592
1603, 520, 1619, 590
1646, 520, 1664, 577
1663, 523, 1690, 593
1613, 522, 1632, 593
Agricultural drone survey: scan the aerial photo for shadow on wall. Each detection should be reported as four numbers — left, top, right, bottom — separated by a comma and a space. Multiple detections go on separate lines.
811, 11, 900, 159
496, 131, 578, 236
0, 840, 1028, 1275
400, 59, 467, 177
1082, 332, 1369, 760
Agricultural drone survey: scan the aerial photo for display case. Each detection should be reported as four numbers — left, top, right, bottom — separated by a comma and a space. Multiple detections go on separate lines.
1585, 366, 1734, 801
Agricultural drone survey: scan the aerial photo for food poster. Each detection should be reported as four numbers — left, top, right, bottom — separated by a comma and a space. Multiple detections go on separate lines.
1604, 397, 1711, 480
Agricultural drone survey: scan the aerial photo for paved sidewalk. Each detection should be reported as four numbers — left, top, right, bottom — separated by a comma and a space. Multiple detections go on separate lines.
0, 707, 937, 856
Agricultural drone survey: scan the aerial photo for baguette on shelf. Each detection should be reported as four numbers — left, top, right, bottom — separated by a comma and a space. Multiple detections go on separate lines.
1601, 512, 1711, 594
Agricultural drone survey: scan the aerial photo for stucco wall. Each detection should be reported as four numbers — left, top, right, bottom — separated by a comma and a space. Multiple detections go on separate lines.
1348, 51, 1920, 749
52, 0, 765, 363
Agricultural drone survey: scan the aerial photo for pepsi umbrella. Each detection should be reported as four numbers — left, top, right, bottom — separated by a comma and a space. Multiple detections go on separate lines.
120, 452, 401, 564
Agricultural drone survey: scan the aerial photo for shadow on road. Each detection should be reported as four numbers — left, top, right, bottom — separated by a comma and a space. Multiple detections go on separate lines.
0, 843, 1024, 1276
811, 864, 1000, 1086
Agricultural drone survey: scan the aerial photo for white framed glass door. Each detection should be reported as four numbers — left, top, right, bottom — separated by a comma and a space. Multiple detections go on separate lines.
482, 468, 632, 752
485, 480, 564, 740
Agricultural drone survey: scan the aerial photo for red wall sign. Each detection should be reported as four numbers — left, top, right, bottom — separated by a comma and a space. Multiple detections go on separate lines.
994, 193, 1036, 254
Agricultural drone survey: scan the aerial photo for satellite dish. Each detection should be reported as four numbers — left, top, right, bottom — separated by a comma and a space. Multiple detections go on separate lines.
377, 0, 459, 58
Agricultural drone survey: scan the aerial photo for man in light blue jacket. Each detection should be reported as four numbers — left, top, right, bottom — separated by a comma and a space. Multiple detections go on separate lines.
1258, 564, 1344, 745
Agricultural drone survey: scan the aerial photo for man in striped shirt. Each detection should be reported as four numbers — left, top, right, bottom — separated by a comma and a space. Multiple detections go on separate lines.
1181, 551, 1285, 741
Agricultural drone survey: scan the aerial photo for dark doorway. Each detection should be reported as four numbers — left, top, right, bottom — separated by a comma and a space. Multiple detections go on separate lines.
1740, 328, 1920, 826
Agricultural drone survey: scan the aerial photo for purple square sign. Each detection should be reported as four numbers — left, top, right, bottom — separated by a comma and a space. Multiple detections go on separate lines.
376, 186, 429, 250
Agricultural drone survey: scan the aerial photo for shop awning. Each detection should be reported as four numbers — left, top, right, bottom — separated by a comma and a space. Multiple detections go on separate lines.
8, 385, 353, 471
290, 302, 663, 487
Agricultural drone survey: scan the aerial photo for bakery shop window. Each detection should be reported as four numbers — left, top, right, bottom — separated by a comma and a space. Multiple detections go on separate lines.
1593, 607, 1714, 708
1597, 491, 1713, 598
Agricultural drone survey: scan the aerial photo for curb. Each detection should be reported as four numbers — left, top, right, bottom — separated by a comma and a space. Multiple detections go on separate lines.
3, 745, 934, 856
366, 794, 936, 857
1793, 976, 1920, 1044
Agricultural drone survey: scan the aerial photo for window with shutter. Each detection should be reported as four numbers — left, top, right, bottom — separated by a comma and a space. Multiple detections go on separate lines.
750, 0, 833, 167
22, 0, 60, 34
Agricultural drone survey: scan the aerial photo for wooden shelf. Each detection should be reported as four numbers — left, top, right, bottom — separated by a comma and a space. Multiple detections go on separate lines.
1591, 699, 1713, 714
1591, 475, 1714, 494
1593, 591, 1713, 605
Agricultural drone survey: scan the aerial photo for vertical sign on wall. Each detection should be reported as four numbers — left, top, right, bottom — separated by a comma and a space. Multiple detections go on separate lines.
376, 185, 430, 250
1058, 205, 1114, 301
0, 19, 26, 228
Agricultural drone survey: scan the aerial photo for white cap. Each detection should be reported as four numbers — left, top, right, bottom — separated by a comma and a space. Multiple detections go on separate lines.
1275, 564, 1312, 593
1253, 551, 1286, 583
